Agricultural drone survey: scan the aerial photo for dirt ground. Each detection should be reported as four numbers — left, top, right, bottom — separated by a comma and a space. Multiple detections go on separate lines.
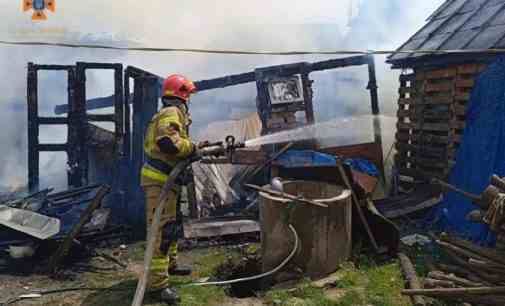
0, 242, 413, 306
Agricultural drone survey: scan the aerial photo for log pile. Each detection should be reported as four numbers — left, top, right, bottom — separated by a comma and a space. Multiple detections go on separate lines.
400, 233, 505, 305
466, 175, 505, 251
434, 174, 505, 250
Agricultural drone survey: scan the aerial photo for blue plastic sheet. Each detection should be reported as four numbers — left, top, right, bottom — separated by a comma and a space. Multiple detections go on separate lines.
432, 56, 505, 245
274, 150, 379, 177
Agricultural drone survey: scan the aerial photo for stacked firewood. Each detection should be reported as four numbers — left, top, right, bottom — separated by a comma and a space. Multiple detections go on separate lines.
465, 175, 505, 252
399, 175, 505, 305
400, 233, 505, 306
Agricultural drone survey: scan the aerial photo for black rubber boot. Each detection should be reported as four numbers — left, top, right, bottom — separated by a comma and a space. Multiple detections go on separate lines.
161, 287, 180, 305
167, 265, 192, 276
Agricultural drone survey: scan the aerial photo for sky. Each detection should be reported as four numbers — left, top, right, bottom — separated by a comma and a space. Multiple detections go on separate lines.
0, 0, 445, 190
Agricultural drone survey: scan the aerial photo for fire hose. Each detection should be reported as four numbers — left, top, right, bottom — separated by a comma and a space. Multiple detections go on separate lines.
186, 224, 299, 287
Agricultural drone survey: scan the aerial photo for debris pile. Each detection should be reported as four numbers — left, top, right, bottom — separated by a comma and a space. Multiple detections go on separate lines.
0, 184, 129, 274
400, 233, 505, 306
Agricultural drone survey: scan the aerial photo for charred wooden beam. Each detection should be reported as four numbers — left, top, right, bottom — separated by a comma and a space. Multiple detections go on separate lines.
87, 114, 116, 122
38, 117, 68, 124
55, 56, 374, 113
31, 64, 73, 70
37, 144, 68, 152
46, 185, 110, 272
310, 55, 368, 71
75, 62, 122, 70
195, 72, 255, 91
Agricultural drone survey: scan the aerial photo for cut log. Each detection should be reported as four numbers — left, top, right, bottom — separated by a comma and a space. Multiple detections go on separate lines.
466, 210, 485, 223
398, 253, 426, 306
423, 278, 455, 288
491, 175, 505, 192
437, 264, 489, 285
428, 271, 483, 287
440, 233, 505, 267
436, 240, 487, 262
402, 286, 505, 297
468, 258, 505, 274
443, 248, 501, 284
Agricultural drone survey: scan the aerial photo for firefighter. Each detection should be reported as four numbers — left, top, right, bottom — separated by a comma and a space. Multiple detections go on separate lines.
140, 74, 197, 304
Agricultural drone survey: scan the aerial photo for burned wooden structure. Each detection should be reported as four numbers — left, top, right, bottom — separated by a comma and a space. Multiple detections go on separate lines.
28, 55, 382, 229
388, 0, 505, 182
27, 62, 124, 191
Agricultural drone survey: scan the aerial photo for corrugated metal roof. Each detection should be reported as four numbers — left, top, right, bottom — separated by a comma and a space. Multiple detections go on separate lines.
389, 0, 505, 64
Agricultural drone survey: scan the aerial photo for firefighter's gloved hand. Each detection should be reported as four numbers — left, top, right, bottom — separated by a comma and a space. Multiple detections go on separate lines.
189, 144, 203, 159
197, 140, 211, 149
157, 137, 179, 155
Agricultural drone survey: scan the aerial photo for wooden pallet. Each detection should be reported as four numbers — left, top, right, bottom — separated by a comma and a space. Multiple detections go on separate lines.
394, 63, 486, 180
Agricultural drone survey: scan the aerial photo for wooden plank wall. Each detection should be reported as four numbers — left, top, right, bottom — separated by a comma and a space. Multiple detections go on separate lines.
394, 63, 486, 180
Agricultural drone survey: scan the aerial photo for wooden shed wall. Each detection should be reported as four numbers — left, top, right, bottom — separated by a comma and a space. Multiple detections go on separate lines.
394, 63, 487, 180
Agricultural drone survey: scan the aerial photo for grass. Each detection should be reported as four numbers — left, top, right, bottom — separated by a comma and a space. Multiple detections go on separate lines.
8, 242, 446, 306
263, 258, 412, 306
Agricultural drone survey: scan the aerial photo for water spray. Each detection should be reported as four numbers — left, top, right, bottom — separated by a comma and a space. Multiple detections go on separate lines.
244, 114, 393, 148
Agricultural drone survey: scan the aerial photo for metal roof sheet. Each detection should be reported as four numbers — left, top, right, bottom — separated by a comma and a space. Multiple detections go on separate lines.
389, 0, 505, 64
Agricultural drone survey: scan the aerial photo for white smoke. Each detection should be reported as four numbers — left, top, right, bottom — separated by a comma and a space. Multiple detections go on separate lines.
0, 0, 444, 190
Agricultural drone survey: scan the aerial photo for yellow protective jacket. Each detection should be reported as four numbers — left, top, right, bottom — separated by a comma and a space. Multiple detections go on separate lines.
141, 106, 194, 183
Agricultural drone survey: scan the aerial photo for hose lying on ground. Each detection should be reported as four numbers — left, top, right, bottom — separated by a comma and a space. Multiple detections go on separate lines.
186, 224, 299, 287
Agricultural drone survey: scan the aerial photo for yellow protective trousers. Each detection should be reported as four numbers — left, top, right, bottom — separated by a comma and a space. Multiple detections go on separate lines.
141, 172, 181, 290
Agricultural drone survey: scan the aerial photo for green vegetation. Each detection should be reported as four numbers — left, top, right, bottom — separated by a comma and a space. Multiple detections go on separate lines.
11, 242, 453, 306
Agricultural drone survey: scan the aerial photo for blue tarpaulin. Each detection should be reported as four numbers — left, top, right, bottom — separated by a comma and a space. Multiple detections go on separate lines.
274, 150, 379, 177
433, 56, 505, 244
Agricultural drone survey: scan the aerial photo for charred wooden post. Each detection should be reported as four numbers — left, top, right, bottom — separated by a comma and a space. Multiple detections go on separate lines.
27, 64, 75, 191
113, 64, 124, 145
131, 75, 159, 231
367, 55, 380, 116
27, 63, 39, 192
71, 63, 90, 187
367, 55, 385, 178
398, 253, 426, 306
123, 67, 133, 162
